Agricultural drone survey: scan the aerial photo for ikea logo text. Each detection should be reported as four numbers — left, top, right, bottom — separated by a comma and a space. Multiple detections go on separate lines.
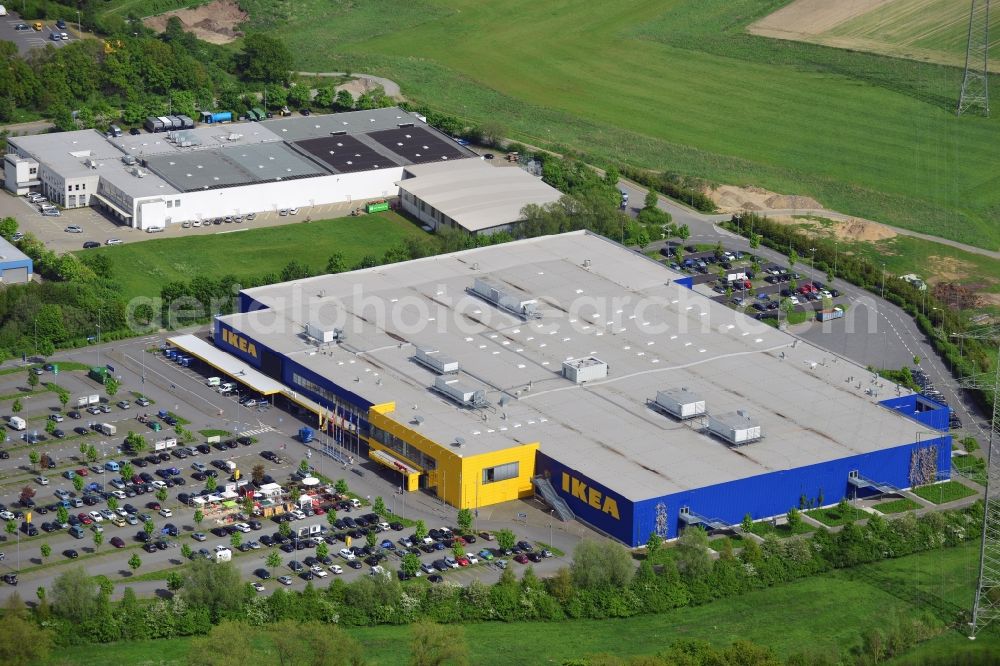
221, 330, 258, 358
562, 472, 619, 520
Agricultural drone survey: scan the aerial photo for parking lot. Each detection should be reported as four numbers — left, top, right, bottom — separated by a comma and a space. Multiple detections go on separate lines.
2, 12, 75, 55
0, 333, 584, 598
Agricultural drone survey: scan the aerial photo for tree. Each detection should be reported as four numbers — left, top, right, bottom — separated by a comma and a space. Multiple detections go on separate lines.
335, 89, 355, 111
56, 506, 68, 525
326, 509, 338, 529
181, 544, 192, 560
0, 596, 52, 665
456, 508, 473, 534
125, 431, 147, 454
373, 496, 388, 518
316, 541, 329, 559
266, 550, 282, 574
73, 475, 84, 493
335, 479, 349, 495
206, 475, 217, 492
313, 85, 335, 109
19, 485, 35, 506
29, 451, 40, 469
0, 216, 17, 240
85, 446, 98, 463
252, 463, 265, 485
5, 520, 16, 536
194, 509, 204, 528
121, 463, 134, 483
788, 248, 798, 269
144, 520, 155, 538
106, 497, 119, 513
230, 532, 242, 550
40, 543, 51, 559
279, 521, 291, 539
11, 398, 21, 414
677, 224, 690, 242
166, 571, 184, 592
104, 376, 120, 398
44, 419, 56, 435
128, 554, 142, 571
27, 371, 38, 390
495, 528, 516, 553
570, 540, 633, 589
401, 552, 421, 578
237, 34, 292, 84
409, 620, 469, 666
787, 507, 802, 532
51, 567, 99, 623
675, 526, 712, 580
93, 532, 103, 551
452, 543, 465, 560
182, 558, 244, 619
286, 83, 312, 108
644, 188, 659, 210
741, 513, 754, 533
156, 488, 168, 504
187, 620, 259, 666
413, 520, 428, 542
366, 530, 378, 549
646, 532, 664, 558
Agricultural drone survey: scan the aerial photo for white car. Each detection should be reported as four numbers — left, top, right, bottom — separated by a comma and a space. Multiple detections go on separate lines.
329, 564, 343, 575
0, 510, 14, 521
159, 508, 172, 518
789, 296, 800, 305
35, 476, 49, 486
288, 509, 305, 520
310, 565, 328, 578
339, 548, 355, 561
116, 507, 129, 517
99, 509, 115, 521
111, 490, 127, 500
92, 524, 103, 534
88, 511, 104, 523
234, 523, 251, 533
252, 582, 266, 592
105, 238, 123, 245
151, 480, 166, 489
466, 554, 479, 565
289, 207, 299, 215
191, 220, 202, 227
64, 225, 83, 233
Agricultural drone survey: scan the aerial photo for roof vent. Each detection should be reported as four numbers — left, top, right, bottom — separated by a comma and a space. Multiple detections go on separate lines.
561, 357, 607, 384
305, 321, 344, 344
414, 347, 459, 374
650, 387, 705, 420
469, 277, 539, 319
708, 410, 762, 446
432, 376, 488, 408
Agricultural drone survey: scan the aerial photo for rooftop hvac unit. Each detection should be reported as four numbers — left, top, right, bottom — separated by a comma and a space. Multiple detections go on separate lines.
226, 133, 243, 142
708, 410, 762, 446
562, 357, 607, 384
84, 158, 98, 169
433, 376, 488, 408
122, 155, 137, 166
305, 321, 343, 344
329, 130, 347, 136
414, 347, 459, 375
469, 277, 539, 319
651, 387, 705, 420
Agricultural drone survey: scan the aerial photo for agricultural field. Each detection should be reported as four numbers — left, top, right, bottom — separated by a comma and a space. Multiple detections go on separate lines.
52, 542, 995, 665
750, 0, 1000, 73
229, 0, 1000, 251
74, 212, 428, 301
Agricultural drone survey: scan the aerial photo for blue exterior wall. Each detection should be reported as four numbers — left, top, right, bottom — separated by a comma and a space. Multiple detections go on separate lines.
879, 394, 950, 431
674, 276, 694, 290
0, 257, 33, 279
281, 355, 372, 424
539, 435, 951, 547
238, 291, 269, 314
213, 317, 278, 369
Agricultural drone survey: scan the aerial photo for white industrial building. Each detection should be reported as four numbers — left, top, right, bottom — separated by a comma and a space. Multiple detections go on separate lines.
4, 108, 481, 230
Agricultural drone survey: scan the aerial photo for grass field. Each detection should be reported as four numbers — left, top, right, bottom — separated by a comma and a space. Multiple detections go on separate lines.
874, 498, 922, 514
912, 481, 979, 505
806, 503, 869, 526
76, 212, 427, 301
232, 0, 1000, 251
51, 542, 994, 665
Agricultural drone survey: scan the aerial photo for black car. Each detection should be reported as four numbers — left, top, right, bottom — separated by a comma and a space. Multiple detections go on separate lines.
83, 241, 100, 249
280, 543, 295, 553
527, 552, 543, 563
288, 560, 303, 572
68, 410, 81, 419
3, 573, 18, 585
389, 522, 404, 531
347, 560, 362, 569
428, 574, 443, 583
136, 531, 151, 542
0, 450, 8, 460
260, 535, 274, 547
63, 549, 79, 559
129, 128, 141, 136
300, 571, 314, 581
254, 568, 271, 580
143, 542, 158, 553
52, 428, 66, 438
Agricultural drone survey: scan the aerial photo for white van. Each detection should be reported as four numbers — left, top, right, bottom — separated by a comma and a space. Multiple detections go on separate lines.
8, 416, 26, 431
0, 6, 7, 17
205, 377, 221, 387
218, 382, 235, 394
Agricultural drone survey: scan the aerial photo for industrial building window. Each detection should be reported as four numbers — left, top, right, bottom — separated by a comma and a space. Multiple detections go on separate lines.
29, 168, 36, 175
482, 462, 519, 484
166, 200, 173, 208
174, 199, 181, 207
370, 425, 438, 471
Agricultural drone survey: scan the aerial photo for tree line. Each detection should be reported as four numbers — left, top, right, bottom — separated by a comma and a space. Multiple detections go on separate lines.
1, 500, 982, 666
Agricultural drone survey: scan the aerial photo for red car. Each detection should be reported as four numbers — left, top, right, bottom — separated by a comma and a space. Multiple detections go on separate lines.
453, 536, 466, 546
76, 468, 88, 476
110, 536, 125, 548
77, 513, 92, 525
456, 556, 470, 567
147, 502, 160, 510
513, 554, 529, 564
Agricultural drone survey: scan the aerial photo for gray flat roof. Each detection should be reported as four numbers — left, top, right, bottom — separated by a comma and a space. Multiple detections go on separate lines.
108, 124, 284, 157
97, 161, 179, 199
260, 108, 431, 142
9, 130, 124, 179
0, 237, 30, 265
143, 143, 326, 192
224, 232, 924, 500
399, 160, 562, 232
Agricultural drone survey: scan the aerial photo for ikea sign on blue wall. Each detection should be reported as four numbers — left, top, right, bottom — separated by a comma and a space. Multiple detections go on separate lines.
215, 321, 263, 368
536, 452, 633, 544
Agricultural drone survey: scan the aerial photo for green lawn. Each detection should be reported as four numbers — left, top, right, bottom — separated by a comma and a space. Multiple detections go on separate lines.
747, 521, 815, 539
51, 542, 989, 665
911, 481, 979, 505
806, 503, 869, 526
233, 0, 1000, 251
76, 212, 428, 301
874, 498, 922, 514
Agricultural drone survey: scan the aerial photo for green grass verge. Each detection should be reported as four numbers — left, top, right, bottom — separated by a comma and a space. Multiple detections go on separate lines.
911, 481, 978, 505
747, 521, 815, 538
874, 498, 922, 514
76, 213, 428, 301
806, 503, 869, 527
49, 542, 988, 665
952, 456, 987, 486
197, 429, 230, 438
241, 0, 1000, 251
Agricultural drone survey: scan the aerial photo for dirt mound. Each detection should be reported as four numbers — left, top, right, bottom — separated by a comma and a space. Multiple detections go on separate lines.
144, 0, 247, 45
706, 185, 823, 213
833, 218, 896, 243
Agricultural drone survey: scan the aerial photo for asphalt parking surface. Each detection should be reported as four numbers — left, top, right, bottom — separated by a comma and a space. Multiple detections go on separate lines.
1, 12, 75, 55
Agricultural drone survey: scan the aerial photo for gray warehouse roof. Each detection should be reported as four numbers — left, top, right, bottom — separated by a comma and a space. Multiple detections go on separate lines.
224, 232, 924, 501
143, 142, 327, 192
398, 160, 563, 232
8, 130, 124, 179
260, 108, 433, 142
0, 237, 31, 266
108, 124, 284, 157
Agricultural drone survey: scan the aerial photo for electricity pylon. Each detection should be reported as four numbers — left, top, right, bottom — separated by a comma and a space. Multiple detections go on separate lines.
958, 0, 991, 116
954, 326, 1000, 638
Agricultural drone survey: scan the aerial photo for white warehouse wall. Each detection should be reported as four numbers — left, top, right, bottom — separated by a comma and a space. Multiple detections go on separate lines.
131, 167, 404, 226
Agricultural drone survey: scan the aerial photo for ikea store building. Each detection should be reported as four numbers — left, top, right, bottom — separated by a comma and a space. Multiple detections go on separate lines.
169, 231, 951, 545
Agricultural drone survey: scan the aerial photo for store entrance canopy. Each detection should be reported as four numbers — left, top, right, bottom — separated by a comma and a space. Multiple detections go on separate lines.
167, 334, 285, 395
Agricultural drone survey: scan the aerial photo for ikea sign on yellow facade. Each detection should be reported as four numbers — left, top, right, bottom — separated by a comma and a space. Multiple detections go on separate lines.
220, 329, 258, 359
562, 471, 620, 520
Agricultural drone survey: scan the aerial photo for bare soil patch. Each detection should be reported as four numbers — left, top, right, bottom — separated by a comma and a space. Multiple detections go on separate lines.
748, 0, 896, 42
706, 185, 823, 213
144, 0, 247, 45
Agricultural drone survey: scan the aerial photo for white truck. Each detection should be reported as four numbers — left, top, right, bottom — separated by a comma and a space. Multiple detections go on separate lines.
153, 437, 178, 451
97, 423, 117, 436
76, 394, 100, 407
8, 416, 26, 431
